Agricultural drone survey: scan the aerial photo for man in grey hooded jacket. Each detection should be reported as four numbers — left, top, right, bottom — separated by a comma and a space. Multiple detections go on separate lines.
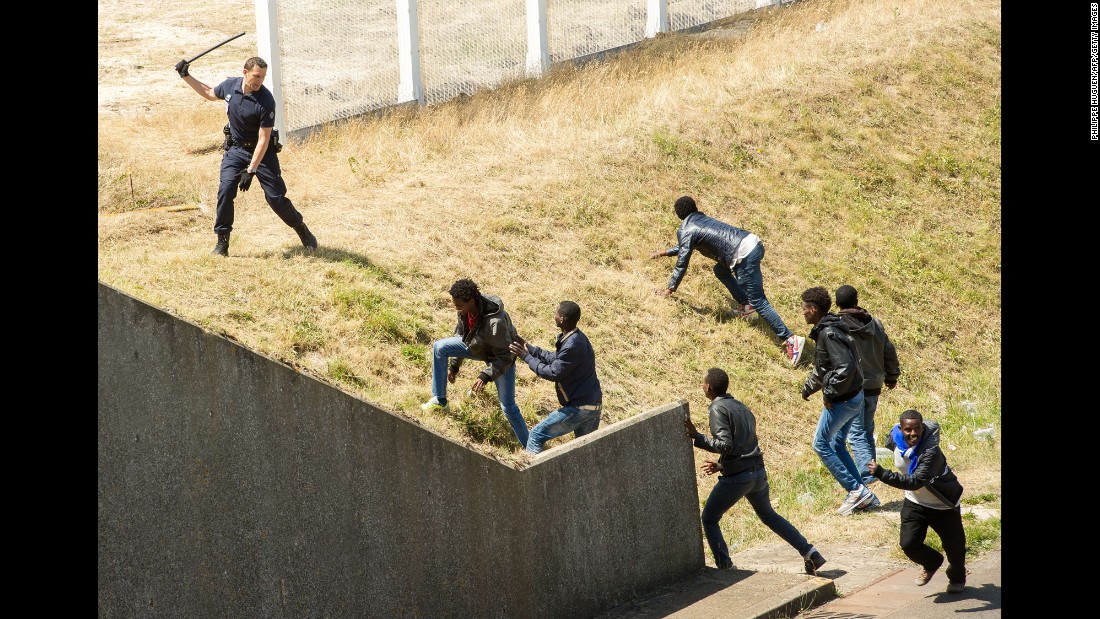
836, 284, 901, 497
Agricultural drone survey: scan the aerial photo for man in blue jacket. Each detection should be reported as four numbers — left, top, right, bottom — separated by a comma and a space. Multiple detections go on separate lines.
509, 301, 602, 454
651, 195, 804, 365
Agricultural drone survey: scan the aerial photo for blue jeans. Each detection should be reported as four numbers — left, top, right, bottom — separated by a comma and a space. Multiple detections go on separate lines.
430, 336, 528, 447
847, 391, 879, 486
525, 406, 601, 454
712, 243, 793, 341
811, 390, 868, 492
700, 466, 812, 569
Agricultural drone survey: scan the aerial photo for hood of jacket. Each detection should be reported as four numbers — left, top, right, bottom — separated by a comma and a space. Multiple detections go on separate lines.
837, 307, 874, 333
479, 294, 504, 317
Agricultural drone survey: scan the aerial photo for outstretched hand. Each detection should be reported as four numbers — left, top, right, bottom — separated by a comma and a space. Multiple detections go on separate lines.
175, 59, 190, 78
508, 335, 527, 358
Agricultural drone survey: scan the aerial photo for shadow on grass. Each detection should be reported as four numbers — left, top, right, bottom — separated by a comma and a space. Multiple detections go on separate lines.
265, 245, 399, 284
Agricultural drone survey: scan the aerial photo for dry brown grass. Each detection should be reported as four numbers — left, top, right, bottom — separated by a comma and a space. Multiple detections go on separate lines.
99, 0, 1001, 560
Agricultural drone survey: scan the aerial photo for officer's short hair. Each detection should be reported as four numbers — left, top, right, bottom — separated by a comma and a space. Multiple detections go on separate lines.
558, 301, 581, 325
244, 57, 268, 71
836, 285, 859, 309
705, 368, 729, 395
449, 278, 480, 302
801, 287, 831, 315
674, 196, 698, 220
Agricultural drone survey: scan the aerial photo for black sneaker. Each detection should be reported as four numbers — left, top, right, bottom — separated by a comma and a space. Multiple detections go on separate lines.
804, 549, 826, 575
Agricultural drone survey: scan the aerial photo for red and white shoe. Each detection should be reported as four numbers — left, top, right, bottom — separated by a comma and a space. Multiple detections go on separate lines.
785, 335, 805, 366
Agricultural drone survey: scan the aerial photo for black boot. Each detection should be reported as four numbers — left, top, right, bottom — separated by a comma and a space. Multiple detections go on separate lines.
293, 222, 318, 249
211, 232, 230, 257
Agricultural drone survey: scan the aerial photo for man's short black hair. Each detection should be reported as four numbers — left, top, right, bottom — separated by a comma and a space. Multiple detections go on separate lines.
449, 278, 480, 302
801, 286, 831, 315
244, 56, 268, 71
558, 300, 581, 325
835, 285, 859, 309
704, 368, 729, 395
900, 409, 923, 424
674, 195, 698, 220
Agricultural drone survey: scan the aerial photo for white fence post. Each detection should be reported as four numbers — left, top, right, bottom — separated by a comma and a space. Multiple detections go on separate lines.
255, 0, 286, 139
397, 0, 425, 104
646, 0, 669, 38
525, 0, 549, 77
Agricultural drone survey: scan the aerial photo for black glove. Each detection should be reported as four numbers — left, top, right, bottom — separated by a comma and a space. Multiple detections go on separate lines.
238, 169, 255, 192
175, 59, 190, 78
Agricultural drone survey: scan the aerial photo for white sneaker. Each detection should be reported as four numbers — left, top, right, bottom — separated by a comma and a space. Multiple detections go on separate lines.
421, 396, 448, 411
837, 485, 874, 515
785, 335, 805, 366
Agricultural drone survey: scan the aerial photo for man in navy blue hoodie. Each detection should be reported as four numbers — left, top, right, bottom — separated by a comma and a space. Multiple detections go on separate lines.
509, 301, 602, 454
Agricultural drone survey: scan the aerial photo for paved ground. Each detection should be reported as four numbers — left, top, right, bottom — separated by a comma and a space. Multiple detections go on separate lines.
599, 541, 1001, 619
598, 542, 909, 619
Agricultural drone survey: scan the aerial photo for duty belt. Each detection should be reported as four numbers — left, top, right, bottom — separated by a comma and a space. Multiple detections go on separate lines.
577, 404, 602, 411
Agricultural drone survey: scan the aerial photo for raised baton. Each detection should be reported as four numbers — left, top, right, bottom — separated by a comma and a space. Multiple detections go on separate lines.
186, 32, 247, 64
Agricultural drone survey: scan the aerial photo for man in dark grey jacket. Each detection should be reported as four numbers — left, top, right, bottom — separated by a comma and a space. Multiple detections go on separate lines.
650, 195, 805, 366
422, 278, 528, 447
510, 301, 602, 454
870, 409, 966, 594
799, 286, 877, 515
836, 284, 901, 496
685, 368, 826, 574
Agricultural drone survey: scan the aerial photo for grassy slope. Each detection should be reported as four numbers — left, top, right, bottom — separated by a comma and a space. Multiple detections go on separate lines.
99, 0, 1001, 560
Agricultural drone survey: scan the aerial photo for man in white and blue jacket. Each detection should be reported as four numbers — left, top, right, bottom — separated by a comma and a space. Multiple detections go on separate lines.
510, 301, 602, 454
870, 409, 967, 594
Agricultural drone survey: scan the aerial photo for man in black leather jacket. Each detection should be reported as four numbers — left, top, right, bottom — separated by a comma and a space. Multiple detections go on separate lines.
651, 195, 805, 365
870, 409, 967, 594
685, 368, 826, 574
799, 286, 878, 515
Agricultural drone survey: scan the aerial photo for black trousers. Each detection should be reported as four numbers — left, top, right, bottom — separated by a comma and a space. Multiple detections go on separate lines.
900, 499, 967, 583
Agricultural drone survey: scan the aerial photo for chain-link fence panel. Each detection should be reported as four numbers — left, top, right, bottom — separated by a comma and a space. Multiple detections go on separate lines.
547, 0, 647, 63
277, 0, 400, 134
668, 0, 755, 31
418, 0, 527, 105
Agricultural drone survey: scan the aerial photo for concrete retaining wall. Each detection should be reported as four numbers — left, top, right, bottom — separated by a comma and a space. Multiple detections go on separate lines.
98, 282, 703, 618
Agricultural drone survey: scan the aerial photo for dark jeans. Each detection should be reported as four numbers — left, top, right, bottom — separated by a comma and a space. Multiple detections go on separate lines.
711, 243, 793, 341
700, 466, 812, 569
900, 499, 967, 583
215, 146, 304, 234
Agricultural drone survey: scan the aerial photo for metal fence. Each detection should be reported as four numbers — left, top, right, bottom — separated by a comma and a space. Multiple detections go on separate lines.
256, 0, 777, 139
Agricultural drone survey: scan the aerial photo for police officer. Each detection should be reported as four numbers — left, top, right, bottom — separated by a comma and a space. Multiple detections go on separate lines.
175, 56, 317, 256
